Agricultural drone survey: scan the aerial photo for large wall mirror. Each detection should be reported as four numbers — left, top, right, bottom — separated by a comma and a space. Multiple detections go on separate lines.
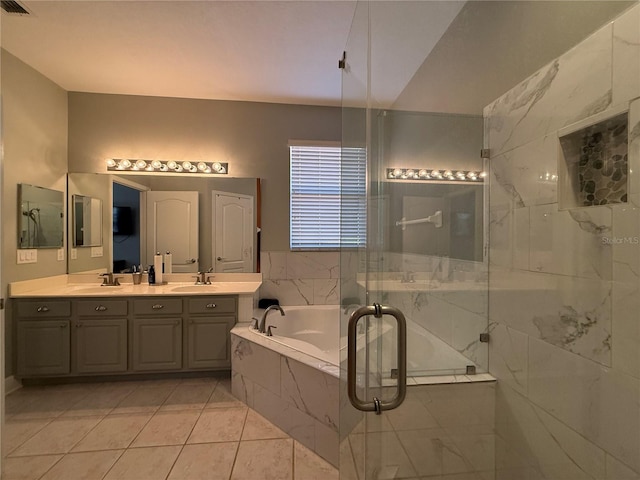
67, 173, 261, 274
72, 194, 103, 247
18, 183, 64, 248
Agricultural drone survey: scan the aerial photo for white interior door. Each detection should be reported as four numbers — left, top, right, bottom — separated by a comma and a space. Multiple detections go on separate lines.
212, 191, 254, 272
146, 191, 199, 273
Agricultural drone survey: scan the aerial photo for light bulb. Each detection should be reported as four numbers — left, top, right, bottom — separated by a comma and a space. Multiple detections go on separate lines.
106, 158, 117, 168
174, 165, 183, 172
479, 171, 487, 178
393, 168, 402, 177
432, 170, 441, 178
212, 162, 223, 172
418, 169, 428, 178
457, 171, 466, 179
189, 165, 197, 173
406, 169, 415, 178
197, 162, 207, 171
120, 159, 132, 169
182, 161, 192, 170
167, 160, 177, 170
135, 160, 147, 169
151, 160, 162, 169
444, 170, 452, 177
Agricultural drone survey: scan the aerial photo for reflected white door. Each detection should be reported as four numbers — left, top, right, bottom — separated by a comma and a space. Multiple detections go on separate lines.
146, 191, 199, 273
212, 191, 253, 272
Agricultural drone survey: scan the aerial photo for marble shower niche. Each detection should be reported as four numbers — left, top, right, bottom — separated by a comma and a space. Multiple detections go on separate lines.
559, 110, 628, 208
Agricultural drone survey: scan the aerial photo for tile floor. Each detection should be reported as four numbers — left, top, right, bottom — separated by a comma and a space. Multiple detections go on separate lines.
2, 375, 338, 480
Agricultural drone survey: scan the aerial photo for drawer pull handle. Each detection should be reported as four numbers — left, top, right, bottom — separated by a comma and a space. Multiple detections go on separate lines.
37, 306, 50, 313
95, 305, 107, 312
206, 303, 217, 309
152, 304, 164, 310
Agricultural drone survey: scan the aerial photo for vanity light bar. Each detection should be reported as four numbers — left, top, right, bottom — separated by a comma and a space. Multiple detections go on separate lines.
387, 168, 486, 182
106, 159, 228, 175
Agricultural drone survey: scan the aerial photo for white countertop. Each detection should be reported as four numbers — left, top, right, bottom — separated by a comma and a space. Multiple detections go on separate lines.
9, 273, 262, 298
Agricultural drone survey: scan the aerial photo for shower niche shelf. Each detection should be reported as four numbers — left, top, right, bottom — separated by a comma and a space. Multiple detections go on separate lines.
558, 109, 628, 210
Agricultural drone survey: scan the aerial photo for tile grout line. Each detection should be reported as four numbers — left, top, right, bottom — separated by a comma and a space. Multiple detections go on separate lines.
227, 405, 251, 479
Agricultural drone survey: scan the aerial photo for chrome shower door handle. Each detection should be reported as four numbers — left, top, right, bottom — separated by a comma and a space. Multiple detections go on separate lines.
347, 303, 407, 414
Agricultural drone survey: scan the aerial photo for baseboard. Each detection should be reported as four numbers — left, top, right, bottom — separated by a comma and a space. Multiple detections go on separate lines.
5, 375, 22, 395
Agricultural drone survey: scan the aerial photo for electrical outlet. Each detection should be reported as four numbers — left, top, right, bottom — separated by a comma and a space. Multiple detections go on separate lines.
71, 248, 78, 260
57, 248, 65, 261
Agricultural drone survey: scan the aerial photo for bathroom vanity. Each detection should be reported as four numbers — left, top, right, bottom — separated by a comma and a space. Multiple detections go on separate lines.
9, 274, 261, 380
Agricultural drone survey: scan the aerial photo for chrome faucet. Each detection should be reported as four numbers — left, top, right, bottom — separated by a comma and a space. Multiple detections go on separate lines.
257, 304, 285, 334
100, 272, 120, 286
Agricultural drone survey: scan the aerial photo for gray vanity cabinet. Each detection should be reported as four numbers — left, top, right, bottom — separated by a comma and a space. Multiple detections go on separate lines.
186, 296, 236, 369
132, 298, 183, 371
74, 300, 128, 373
16, 300, 71, 377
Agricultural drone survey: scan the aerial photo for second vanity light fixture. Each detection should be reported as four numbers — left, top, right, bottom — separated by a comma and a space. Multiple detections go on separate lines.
387, 168, 486, 182
106, 159, 228, 175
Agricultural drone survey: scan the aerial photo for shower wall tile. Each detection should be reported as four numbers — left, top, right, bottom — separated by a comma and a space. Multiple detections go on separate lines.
495, 383, 607, 480
260, 279, 313, 305
491, 135, 558, 208
529, 204, 612, 280
486, 24, 613, 157
489, 270, 611, 366
612, 3, 640, 105
611, 204, 640, 283
488, 324, 528, 396
611, 281, 640, 379
606, 454, 640, 480
489, 205, 513, 269
313, 279, 339, 305
629, 98, 640, 198
528, 337, 640, 472
430, 285, 487, 316
452, 312, 488, 371
513, 207, 530, 270
230, 335, 281, 395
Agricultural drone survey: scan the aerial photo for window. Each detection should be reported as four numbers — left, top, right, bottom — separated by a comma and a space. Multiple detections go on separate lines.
290, 144, 366, 250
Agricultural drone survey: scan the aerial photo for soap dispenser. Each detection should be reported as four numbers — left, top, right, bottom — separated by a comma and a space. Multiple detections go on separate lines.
148, 265, 156, 285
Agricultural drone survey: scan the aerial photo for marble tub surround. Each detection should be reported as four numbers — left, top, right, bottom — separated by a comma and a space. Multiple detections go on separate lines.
230, 331, 340, 467
486, 4, 640, 478
260, 251, 339, 305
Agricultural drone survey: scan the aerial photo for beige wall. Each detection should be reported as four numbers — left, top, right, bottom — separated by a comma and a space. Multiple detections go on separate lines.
67, 93, 342, 252
2, 50, 68, 284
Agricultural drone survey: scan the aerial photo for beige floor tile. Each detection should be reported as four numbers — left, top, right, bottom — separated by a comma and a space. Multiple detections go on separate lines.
167, 442, 239, 480
40, 450, 124, 480
188, 407, 248, 443
131, 411, 201, 447
71, 413, 153, 452
103, 445, 182, 480
231, 438, 294, 480
2, 454, 62, 480
110, 385, 175, 414
206, 382, 246, 409
179, 376, 219, 386
294, 441, 338, 480
63, 383, 138, 417
160, 383, 215, 411
10, 416, 103, 457
7, 388, 90, 420
3, 418, 53, 456
242, 409, 288, 441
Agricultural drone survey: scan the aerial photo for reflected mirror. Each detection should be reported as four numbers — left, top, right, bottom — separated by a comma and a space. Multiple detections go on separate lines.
72, 194, 103, 247
18, 184, 64, 248
67, 173, 260, 274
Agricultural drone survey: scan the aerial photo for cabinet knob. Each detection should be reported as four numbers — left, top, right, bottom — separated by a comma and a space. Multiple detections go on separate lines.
76, 323, 82, 328
60, 323, 67, 328
95, 305, 107, 312
152, 304, 164, 310
206, 303, 216, 309
37, 306, 50, 313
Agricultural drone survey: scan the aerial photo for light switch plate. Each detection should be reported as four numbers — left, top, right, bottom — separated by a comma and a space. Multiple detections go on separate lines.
90, 246, 103, 257
57, 248, 65, 261
17, 249, 37, 264
71, 248, 78, 260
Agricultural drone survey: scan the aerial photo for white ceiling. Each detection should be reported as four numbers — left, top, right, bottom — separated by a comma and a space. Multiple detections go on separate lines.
0, 0, 459, 107
1, 1, 634, 112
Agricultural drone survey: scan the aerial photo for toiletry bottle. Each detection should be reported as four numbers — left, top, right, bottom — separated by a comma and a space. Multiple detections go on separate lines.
165, 251, 173, 274
154, 252, 163, 284
148, 265, 156, 285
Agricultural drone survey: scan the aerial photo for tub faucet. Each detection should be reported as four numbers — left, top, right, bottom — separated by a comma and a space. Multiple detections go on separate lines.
258, 305, 285, 334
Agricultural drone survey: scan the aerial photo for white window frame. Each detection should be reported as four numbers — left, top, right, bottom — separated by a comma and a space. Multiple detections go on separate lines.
289, 142, 366, 250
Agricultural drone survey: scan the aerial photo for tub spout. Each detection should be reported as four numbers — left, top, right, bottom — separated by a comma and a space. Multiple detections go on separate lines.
258, 305, 285, 334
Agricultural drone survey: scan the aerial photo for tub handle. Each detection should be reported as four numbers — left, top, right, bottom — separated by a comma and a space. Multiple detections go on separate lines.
347, 303, 407, 415
266, 325, 277, 337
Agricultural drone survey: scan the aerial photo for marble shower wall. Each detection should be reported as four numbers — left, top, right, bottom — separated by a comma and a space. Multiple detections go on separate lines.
486, 4, 640, 478
260, 251, 340, 305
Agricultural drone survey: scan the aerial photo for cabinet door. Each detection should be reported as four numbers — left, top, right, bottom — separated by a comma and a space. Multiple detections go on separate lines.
75, 319, 127, 373
17, 320, 70, 376
132, 318, 182, 371
187, 316, 235, 369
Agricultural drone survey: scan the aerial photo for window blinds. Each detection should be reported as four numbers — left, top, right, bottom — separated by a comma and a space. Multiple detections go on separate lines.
290, 145, 366, 249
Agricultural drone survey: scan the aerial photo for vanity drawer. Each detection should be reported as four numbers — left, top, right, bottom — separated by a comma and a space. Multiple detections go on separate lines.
17, 300, 71, 318
77, 300, 128, 317
133, 298, 183, 315
188, 296, 236, 315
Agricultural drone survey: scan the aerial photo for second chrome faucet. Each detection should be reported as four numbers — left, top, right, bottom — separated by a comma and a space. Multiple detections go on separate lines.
254, 304, 285, 334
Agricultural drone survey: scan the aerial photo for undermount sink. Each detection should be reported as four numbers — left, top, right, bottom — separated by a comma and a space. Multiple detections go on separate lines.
170, 285, 219, 293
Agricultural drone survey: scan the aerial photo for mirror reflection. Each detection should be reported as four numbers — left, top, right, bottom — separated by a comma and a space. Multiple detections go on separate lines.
72, 194, 103, 247
18, 184, 64, 249
67, 173, 260, 274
